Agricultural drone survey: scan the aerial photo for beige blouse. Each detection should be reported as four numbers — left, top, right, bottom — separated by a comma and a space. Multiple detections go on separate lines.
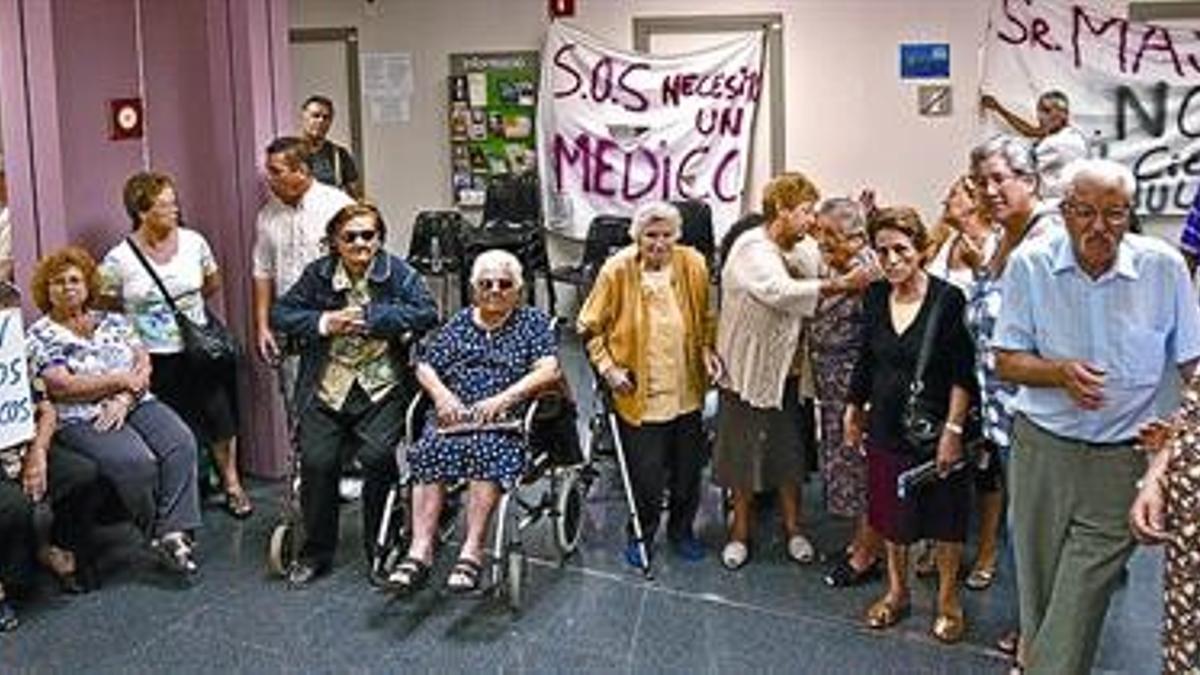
717, 227, 823, 409
641, 267, 695, 422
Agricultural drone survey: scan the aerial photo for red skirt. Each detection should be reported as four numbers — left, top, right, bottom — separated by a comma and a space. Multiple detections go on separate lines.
866, 442, 969, 545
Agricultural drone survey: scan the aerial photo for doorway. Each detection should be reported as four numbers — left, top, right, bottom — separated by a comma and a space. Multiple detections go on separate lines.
289, 27, 365, 187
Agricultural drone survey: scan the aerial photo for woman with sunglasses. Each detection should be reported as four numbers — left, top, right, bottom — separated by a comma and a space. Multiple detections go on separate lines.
387, 249, 561, 593
99, 171, 251, 518
270, 202, 437, 587
577, 201, 719, 568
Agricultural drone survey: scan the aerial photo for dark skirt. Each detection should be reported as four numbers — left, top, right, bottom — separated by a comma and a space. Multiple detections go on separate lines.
712, 385, 804, 492
150, 352, 239, 447
866, 442, 969, 545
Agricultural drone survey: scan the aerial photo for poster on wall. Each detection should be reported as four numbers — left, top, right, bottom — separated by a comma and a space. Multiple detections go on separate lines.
980, 0, 1200, 215
448, 51, 539, 208
537, 23, 764, 239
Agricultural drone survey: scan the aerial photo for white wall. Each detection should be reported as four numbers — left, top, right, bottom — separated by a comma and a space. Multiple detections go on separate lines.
290, 0, 1192, 251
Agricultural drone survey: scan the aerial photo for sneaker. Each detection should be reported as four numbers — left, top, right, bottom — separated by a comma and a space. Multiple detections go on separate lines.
670, 533, 706, 562
152, 532, 198, 576
0, 599, 17, 632
339, 477, 363, 503
623, 541, 650, 569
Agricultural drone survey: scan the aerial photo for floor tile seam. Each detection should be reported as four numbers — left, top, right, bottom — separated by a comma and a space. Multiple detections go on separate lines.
522, 554, 1010, 666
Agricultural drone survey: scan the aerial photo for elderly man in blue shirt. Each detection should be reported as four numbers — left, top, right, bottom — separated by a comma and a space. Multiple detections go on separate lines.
995, 158, 1200, 675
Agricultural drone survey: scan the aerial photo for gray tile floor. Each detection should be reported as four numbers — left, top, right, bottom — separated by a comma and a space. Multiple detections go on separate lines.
0, 342, 1164, 674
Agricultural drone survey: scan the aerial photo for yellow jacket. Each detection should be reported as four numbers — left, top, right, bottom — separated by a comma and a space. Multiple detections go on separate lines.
577, 244, 715, 426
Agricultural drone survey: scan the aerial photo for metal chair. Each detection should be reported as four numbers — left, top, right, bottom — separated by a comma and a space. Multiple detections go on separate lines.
547, 214, 632, 318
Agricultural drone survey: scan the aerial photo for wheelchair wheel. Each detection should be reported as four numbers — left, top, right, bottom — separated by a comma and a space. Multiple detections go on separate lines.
552, 471, 585, 558
267, 521, 297, 577
503, 545, 526, 612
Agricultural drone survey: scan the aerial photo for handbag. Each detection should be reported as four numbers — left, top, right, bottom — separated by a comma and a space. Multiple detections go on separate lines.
900, 283, 948, 460
126, 237, 239, 366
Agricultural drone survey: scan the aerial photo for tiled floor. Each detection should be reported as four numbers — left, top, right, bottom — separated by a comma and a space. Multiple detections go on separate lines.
0, 343, 1164, 673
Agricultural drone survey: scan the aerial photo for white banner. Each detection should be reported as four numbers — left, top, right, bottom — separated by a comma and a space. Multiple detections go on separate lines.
981, 0, 1200, 215
0, 309, 34, 450
537, 23, 764, 239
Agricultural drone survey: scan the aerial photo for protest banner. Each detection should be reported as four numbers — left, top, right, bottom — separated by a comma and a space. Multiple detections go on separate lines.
537, 23, 764, 238
0, 308, 34, 450
981, 0, 1200, 215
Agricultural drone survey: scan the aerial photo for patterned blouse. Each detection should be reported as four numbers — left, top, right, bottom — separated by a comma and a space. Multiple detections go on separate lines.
965, 272, 1017, 453
25, 311, 147, 426
317, 262, 399, 410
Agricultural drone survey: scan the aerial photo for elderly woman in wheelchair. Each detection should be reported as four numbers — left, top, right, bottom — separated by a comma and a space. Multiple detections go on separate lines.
387, 249, 563, 594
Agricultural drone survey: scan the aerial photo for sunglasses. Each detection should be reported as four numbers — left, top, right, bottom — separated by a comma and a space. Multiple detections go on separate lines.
340, 229, 379, 244
475, 278, 515, 291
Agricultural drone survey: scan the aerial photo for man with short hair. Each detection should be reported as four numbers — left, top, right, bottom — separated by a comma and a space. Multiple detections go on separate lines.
252, 136, 354, 363
995, 158, 1200, 674
981, 90, 1088, 200
300, 95, 360, 198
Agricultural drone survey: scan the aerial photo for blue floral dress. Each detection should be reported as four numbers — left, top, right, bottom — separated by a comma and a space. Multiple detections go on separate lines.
408, 306, 556, 488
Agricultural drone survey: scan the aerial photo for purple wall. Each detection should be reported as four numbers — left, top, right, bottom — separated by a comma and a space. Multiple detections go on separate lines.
0, 0, 295, 477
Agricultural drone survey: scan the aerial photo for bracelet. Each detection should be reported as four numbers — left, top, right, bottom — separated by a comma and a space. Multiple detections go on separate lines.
944, 422, 964, 436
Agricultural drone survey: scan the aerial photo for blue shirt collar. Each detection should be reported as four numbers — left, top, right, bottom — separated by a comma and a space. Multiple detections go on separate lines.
1049, 231, 1138, 281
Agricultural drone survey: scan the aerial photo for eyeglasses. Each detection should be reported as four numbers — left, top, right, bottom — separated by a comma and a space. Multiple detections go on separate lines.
340, 229, 379, 244
974, 172, 1019, 190
1061, 202, 1131, 226
475, 278, 515, 291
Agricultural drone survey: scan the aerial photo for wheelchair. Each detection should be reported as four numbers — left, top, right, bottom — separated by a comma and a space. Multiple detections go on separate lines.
372, 384, 588, 611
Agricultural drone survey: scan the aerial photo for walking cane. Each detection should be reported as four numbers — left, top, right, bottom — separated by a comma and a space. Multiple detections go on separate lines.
603, 388, 653, 579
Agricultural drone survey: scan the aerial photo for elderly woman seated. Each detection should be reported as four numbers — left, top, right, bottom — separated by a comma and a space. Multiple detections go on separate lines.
25, 247, 202, 576
387, 249, 561, 593
270, 202, 437, 588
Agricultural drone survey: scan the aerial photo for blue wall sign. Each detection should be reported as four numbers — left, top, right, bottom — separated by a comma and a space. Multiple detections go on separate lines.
900, 43, 950, 79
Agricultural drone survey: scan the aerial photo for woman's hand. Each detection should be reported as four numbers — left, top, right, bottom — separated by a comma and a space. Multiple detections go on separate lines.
433, 391, 469, 427
843, 404, 865, 450
1136, 418, 1173, 453
93, 394, 132, 432
935, 427, 964, 478
471, 391, 516, 423
20, 447, 47, 502
1129, 473, 1169, 544
128, 362, 151, 396
603, 366, 635, 395
322, 307, 366, 336
703, 347, 724, 384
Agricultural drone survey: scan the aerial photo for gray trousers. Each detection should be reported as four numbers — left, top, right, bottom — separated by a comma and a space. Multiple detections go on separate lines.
58, 399, 202, 538
1010, 415, 1144, 675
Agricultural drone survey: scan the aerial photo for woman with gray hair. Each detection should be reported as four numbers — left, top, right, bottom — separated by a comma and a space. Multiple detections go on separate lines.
388, 249, 562, 593
578, 200, 719, 567
811, 197, 882, 586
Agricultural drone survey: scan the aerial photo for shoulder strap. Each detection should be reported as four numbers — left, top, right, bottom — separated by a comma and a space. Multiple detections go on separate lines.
125, 237, 182, 315
910, 281, 947, 394
332, 145, 342, 187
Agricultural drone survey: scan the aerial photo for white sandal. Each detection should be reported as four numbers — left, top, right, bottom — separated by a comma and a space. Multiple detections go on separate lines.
721, 541, 749, 570
787, 534, 815, 564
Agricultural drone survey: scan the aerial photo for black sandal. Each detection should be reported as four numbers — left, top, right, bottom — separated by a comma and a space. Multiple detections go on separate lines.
823, 558, 881, 588
445, 558, 483, 594
385, 557, 431, 594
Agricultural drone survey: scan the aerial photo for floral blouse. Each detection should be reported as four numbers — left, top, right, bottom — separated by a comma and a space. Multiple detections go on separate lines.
25, 311, 147, 426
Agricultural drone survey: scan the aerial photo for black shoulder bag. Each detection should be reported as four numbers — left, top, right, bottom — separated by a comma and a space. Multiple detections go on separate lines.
900, 283, 948, 460
126, 237, 239, 366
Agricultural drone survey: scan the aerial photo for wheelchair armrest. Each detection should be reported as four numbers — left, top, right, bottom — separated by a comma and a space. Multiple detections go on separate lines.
405, 391, 431, 445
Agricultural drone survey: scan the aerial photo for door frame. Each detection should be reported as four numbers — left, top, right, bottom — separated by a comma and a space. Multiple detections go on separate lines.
633, 14, 785, 179
288, 26, 365, 186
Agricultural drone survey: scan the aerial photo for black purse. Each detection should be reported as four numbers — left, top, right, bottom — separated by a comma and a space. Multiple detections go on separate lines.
901, 283, 948, 460
126, 237, 239, 366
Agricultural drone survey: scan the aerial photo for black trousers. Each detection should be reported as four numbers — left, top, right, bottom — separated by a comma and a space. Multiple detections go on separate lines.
616, 411, 705, 544
297, 384, 403, 567
0, 443, 102, 591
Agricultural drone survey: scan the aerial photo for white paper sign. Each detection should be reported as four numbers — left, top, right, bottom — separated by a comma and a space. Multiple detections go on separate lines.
980, 0, 1200, 215
362, 52, 414, 123
537, 23, 764, 239
0, 309, 34, 450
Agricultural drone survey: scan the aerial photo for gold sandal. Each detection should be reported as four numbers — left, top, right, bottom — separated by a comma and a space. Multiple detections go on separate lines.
932, 608, 966, 643
865, 596, 910, 629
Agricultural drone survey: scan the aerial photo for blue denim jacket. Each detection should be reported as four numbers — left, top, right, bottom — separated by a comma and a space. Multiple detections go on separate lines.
270, 252, 438, 416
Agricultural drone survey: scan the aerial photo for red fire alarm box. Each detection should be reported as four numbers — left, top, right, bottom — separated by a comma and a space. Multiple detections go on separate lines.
109, 98, 144, 141
549, 0, 575, 19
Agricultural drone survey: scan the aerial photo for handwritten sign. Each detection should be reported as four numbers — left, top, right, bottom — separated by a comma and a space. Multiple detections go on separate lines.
537, 23, 764, 239
981, 0, 1200, 215
0, 309, 34, 450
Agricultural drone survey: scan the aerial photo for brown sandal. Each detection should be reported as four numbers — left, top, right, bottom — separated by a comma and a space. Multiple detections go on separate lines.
865, 596, 910, 629
224, 488, 254, 519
